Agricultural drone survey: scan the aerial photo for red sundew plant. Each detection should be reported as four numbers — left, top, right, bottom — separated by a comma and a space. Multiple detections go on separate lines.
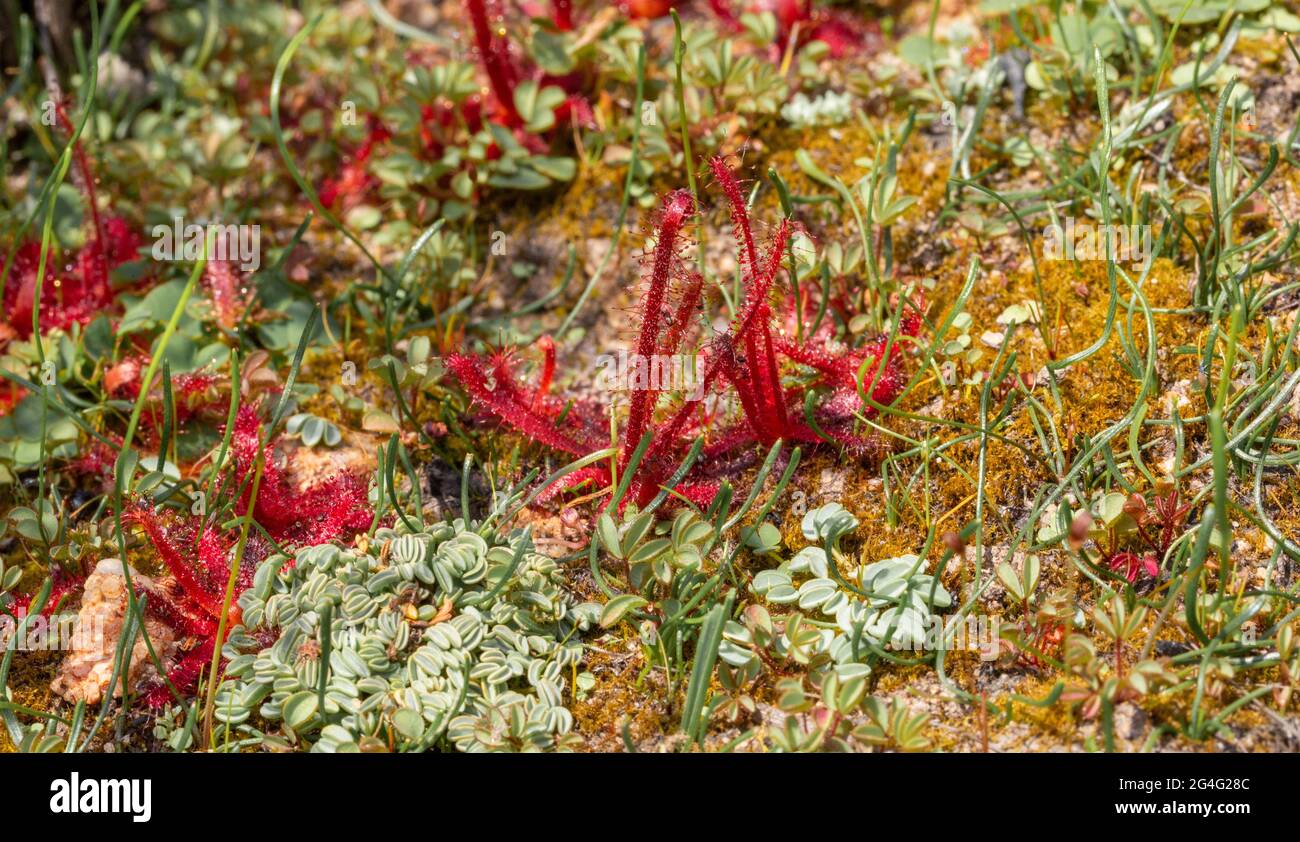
122, 403, 372, 705
2, 105, 144, 341
776, 294, 924, 445
462, 0, 594, 135
551, 0, 576, 31
104, 356, 222, 411
449, 157, 925, 509
466, 0, 525, 128
445, 343, 609, 463
319, 117, 392, 212
448, 189, 723, 509
202, 236, 255, 331
6, 573, 84, 620
226, 405, 373, 545
125, 505, 271, 705
671, 159, 922, 457
69, 440, 121, 492
97, 357, 227, 455
709, 0, 881, 58
318, 1, 592, 211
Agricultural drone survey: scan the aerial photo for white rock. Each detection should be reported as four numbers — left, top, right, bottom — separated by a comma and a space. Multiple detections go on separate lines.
51, 559, 177, 705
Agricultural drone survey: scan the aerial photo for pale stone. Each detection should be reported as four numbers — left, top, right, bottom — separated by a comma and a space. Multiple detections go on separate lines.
51, 559, 177, 705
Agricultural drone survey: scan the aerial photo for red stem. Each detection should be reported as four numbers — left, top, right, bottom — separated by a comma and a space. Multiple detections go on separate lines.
711, 157, 776, 429
465, 0, 522, 125
55, 104, 105, 249
734, 219, 791, 340
760, 318, 788, 436
533, 335, 556, 412
622, 190, 694, 471
552, 0, 574, 30
659, 271, 704, 356
718, 342, 766, 441
710, 157, 759, 282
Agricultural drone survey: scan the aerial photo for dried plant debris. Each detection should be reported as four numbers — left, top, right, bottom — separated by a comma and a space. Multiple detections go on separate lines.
1, 0, 1299, 754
